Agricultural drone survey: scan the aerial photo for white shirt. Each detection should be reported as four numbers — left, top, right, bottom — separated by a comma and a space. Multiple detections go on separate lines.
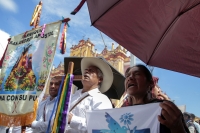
11, 126, 33, 133
187, 120, 195, 133
0, 126, 10, 133
194, 121, 200, 133
31, 96, 56, 133
65, 88, 113, 133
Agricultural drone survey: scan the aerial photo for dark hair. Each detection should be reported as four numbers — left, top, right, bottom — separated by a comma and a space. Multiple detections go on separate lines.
183, 112, 191, 118
125, 64, 154, 89
50, 77, 63, 83
94, 66, 103, 87
125, 67, 131, 77
96, 67, 103, 80
190, 113, 195, 119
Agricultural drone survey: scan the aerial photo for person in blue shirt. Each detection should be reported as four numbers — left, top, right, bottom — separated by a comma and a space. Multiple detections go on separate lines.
25, 76, 62, 133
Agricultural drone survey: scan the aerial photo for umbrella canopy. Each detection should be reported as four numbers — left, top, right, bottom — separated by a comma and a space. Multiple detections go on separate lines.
86, 0, 200, 78
64, 57, 125, 99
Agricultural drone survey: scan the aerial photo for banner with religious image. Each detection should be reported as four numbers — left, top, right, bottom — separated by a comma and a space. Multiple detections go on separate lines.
0, 21, 61, 126
87, 103, 161, 133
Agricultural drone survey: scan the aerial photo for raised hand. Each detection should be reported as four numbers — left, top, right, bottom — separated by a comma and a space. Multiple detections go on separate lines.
158, 101, 186, 133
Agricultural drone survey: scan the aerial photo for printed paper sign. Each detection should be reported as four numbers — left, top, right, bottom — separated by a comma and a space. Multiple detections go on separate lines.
87, 103, 161, 133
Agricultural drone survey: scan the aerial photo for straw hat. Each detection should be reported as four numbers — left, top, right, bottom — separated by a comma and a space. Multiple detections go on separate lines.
81, 57, 113, 93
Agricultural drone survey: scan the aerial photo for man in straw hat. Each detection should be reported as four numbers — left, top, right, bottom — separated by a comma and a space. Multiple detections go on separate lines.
65, 57, 113, 133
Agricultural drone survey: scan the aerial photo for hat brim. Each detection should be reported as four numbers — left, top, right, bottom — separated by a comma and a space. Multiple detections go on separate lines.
81, 57, 113, 93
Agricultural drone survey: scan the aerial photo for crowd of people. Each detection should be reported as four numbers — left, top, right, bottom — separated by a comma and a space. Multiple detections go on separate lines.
183, 112, 200, 133
0, 57, 199, 133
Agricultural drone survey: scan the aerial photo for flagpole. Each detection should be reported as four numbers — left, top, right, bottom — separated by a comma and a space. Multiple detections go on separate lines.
21, 1, 43, 132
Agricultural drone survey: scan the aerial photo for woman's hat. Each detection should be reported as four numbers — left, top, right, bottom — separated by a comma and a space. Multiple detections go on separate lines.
81, 57, 113, 93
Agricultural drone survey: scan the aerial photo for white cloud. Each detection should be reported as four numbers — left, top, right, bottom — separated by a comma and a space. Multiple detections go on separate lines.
0, 29, 10, 58
33, 0, 90, 27
0, 0, 17, 13
32, 0, 116, 47
32, 0, 129, 65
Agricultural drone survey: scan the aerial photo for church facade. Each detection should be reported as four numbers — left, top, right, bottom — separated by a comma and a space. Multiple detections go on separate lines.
69, 38, 130, 74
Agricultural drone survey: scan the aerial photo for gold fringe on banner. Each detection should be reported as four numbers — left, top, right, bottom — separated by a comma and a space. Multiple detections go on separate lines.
0, 100, 38, 127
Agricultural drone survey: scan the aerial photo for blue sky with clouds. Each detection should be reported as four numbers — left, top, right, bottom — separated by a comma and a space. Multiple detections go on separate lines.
0, 0, 200, 117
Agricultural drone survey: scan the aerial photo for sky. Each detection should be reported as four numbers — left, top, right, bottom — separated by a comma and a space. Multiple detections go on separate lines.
0, 0, 200, 117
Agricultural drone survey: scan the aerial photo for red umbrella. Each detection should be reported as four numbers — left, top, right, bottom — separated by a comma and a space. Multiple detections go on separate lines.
72, 0, 200, 78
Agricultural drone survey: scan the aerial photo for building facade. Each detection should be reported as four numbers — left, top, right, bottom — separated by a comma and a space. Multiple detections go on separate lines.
69, 38, 130, 74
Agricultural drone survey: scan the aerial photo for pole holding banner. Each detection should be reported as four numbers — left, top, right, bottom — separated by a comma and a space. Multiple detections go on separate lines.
50, 62, 74, 133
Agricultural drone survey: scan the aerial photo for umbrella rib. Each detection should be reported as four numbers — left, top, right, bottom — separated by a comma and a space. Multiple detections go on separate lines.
147, 2, 200, 65
146, 17, 179, 65
91, 0, 122, 26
